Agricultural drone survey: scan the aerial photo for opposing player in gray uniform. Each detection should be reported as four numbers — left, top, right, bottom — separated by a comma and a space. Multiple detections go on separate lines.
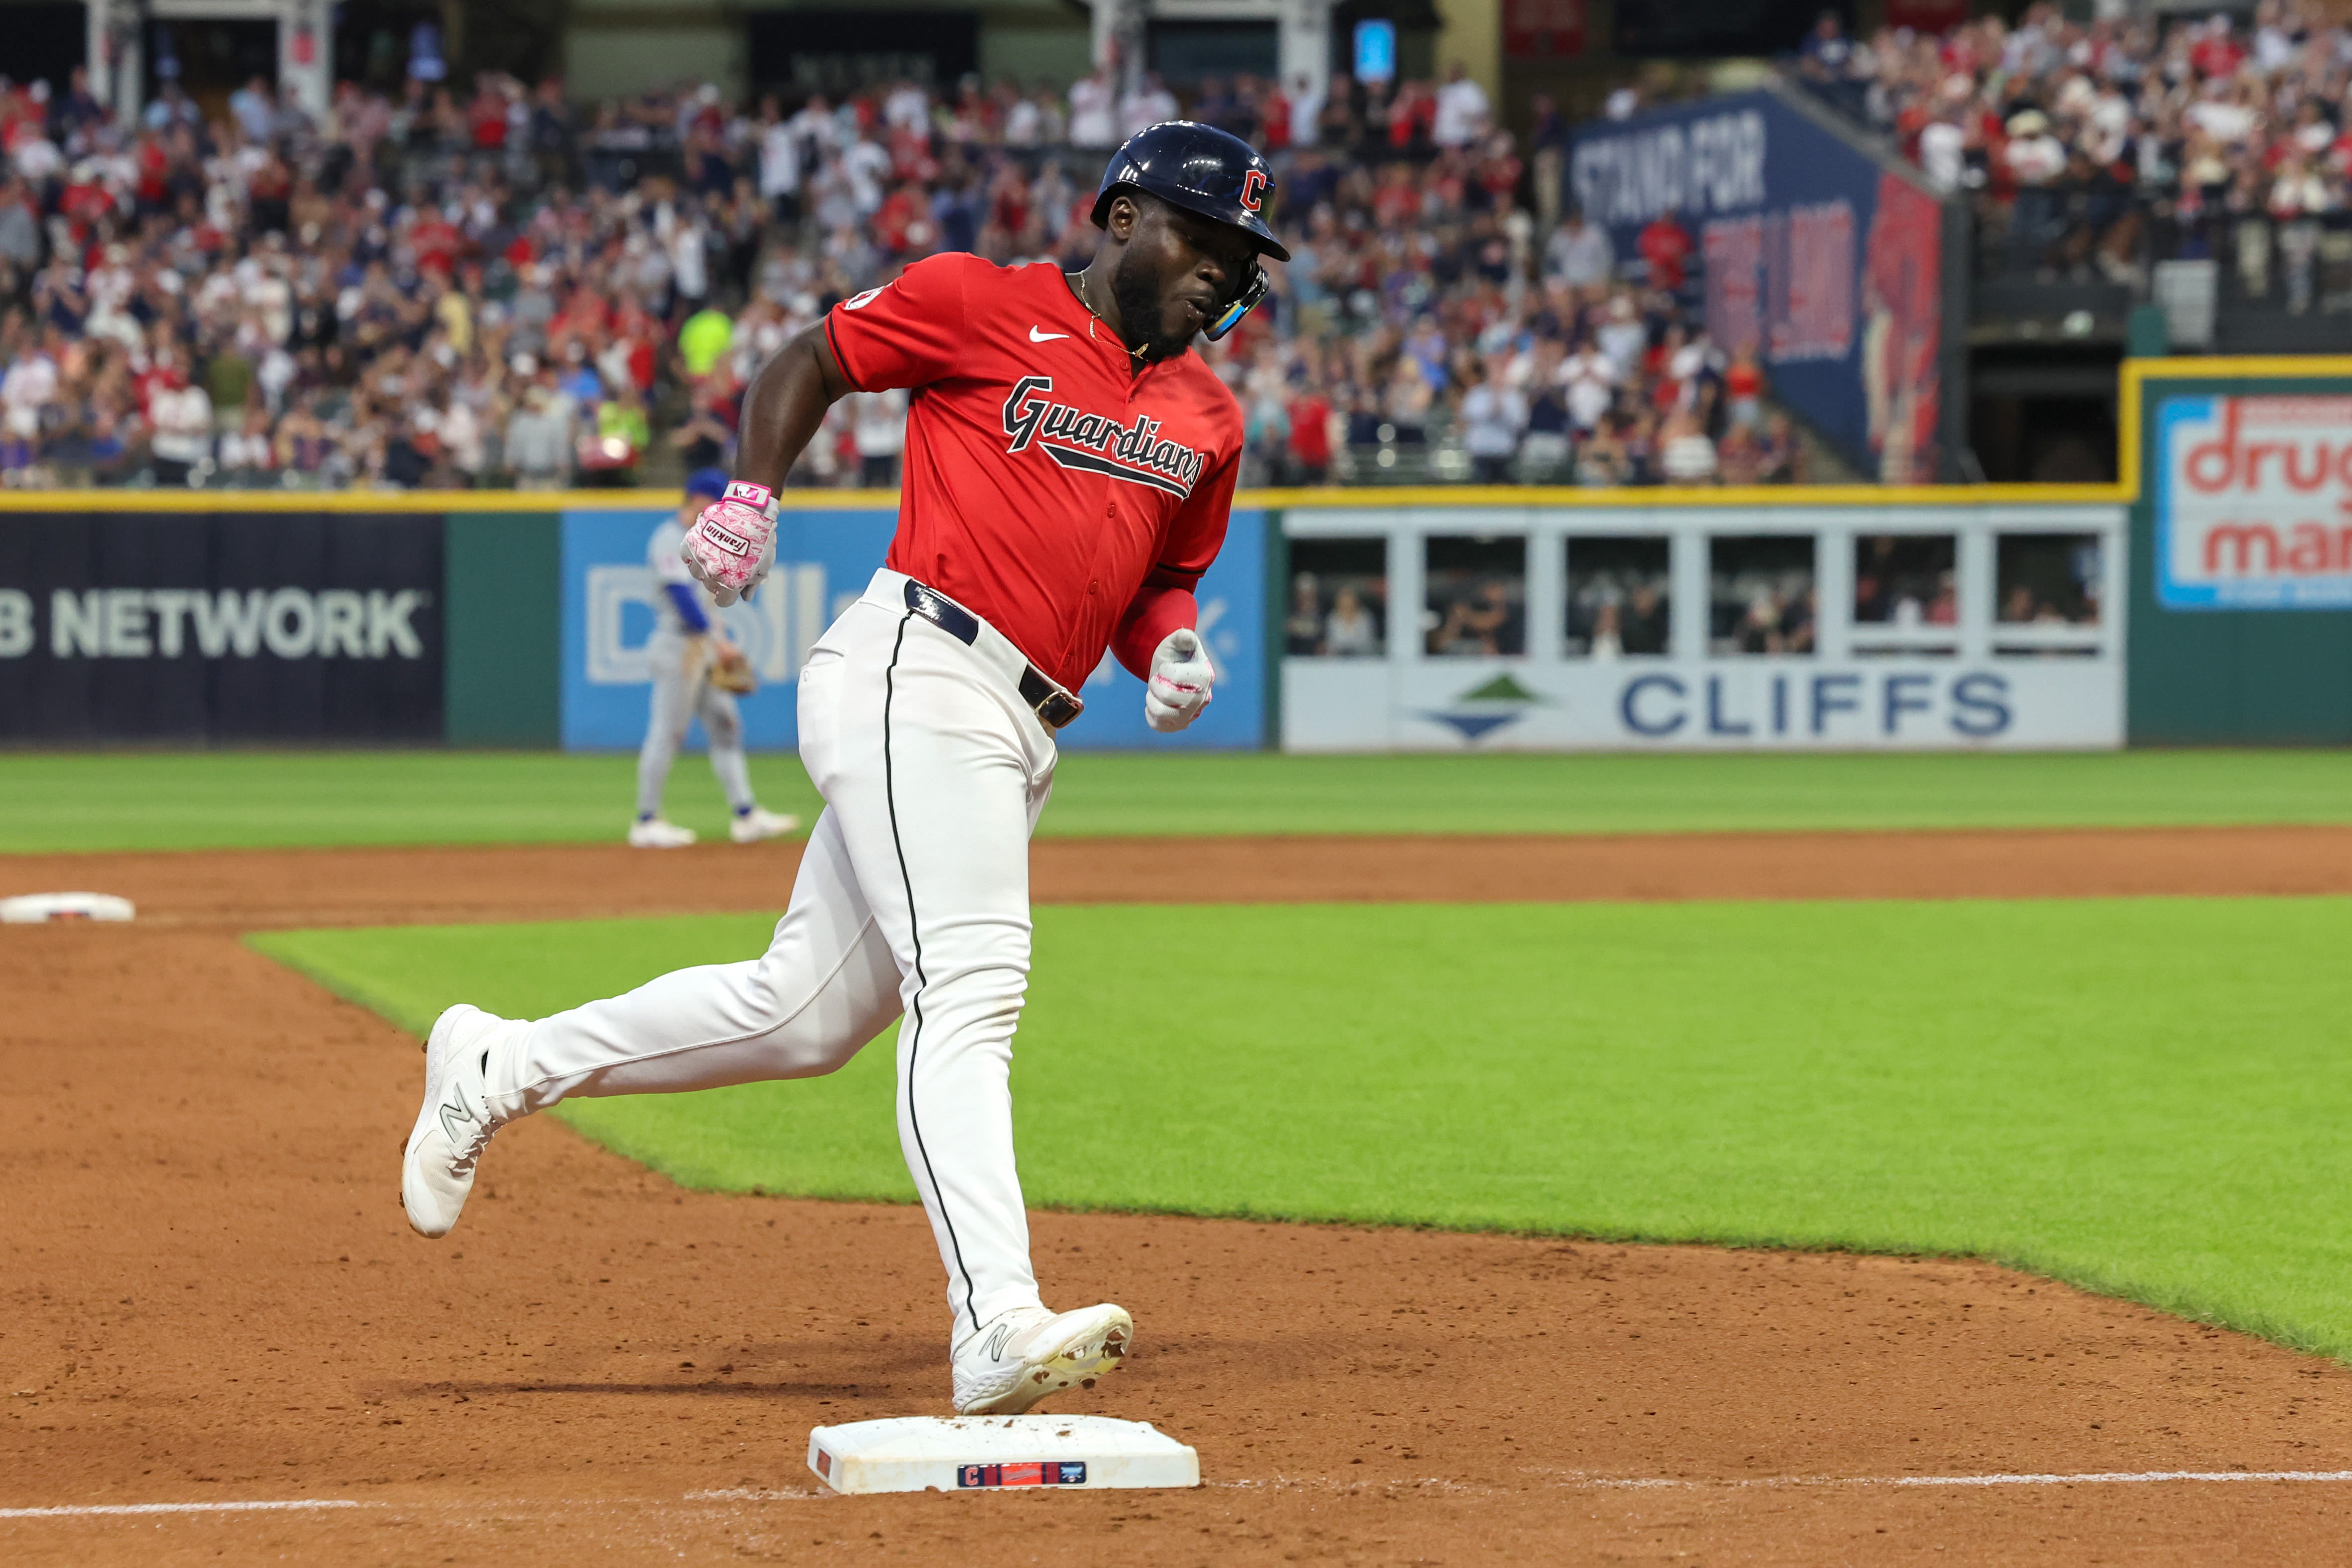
631, 467, 799, 848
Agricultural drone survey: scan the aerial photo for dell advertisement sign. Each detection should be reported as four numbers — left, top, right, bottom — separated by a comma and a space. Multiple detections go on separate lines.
559, 504, 1268, 752
1569, 88, 1954, 484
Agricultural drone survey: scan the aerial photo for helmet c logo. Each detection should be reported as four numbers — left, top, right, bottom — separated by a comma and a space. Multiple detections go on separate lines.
1239, 168, 1268, 215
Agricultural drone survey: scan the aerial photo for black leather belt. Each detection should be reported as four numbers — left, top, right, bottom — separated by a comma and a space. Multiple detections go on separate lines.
902, 579, 1085, 731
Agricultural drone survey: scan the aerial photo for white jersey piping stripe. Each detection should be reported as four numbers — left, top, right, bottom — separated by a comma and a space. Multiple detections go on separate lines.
882, 607, 980, 1335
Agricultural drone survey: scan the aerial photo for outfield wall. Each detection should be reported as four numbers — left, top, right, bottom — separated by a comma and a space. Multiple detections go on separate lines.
8, 360, 2352, 751
0, 491, 1273, 751
2125, 360, 2352, 743
0, 487, 2120, 752
1280, 498, 2124, 751
550, 502, 1268, 752
0, 507, 447, 743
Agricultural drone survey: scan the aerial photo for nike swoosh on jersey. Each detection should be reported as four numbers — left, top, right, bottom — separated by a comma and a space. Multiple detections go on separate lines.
1027, 326, 1070, 342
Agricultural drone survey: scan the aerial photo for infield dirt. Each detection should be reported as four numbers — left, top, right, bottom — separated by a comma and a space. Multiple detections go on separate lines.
9, 822, 2352, 927
7, 829, 2352, 1566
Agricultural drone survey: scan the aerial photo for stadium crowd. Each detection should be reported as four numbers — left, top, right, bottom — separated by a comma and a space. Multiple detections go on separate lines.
0, 56, 1812, 491
1798, 0, 2352, 303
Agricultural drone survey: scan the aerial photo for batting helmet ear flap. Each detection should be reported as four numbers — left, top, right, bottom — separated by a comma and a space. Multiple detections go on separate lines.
1203, 259, 1269, 341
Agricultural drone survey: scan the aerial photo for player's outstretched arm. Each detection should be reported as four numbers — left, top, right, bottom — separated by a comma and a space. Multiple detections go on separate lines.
678, 325, 855, 605
736, 324, 854, 492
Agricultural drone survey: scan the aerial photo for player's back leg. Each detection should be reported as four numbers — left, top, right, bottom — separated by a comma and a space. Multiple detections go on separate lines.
518, 804, 900, 1099
400, 806, 901, 1237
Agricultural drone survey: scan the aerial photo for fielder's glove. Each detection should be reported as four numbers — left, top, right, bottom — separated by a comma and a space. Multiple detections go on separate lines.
709, 642, 757, 694
1144, 628, 1215, 732
681, 480, 779, 607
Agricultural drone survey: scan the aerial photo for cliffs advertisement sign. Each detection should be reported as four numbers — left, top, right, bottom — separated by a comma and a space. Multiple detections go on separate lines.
2156, 395, 2352, 608
1286, 659, 2119, 751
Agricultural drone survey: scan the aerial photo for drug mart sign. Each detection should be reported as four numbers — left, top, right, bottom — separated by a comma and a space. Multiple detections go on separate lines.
2156, 394, 2352, 608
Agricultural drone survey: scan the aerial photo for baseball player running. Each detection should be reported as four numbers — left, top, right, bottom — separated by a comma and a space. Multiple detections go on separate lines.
403, 123, 1281, 1416
631, 467, 800, 848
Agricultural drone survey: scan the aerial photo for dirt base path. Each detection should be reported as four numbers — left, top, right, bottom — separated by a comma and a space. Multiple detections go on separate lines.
7, 823, 2352, 928
7, 835, 2352, 1564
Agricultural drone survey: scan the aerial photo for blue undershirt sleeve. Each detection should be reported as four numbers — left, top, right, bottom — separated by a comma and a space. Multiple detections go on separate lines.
664, 581, 710, 633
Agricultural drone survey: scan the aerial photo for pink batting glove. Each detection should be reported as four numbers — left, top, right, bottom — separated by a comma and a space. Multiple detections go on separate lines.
681, 480, 779, 606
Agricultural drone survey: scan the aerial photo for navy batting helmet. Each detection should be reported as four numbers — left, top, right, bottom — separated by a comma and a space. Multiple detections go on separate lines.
1092, 120, 1287, 340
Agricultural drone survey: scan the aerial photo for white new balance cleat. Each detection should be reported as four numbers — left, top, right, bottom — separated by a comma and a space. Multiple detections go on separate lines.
402, 1004, 517, 1239
951, 1303, 1133, 1416
628, 817, 697, 848
729, 807, 800, 844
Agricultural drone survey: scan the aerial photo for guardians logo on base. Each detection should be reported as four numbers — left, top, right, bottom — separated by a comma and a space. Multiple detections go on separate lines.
958, 1461, 1089, 1488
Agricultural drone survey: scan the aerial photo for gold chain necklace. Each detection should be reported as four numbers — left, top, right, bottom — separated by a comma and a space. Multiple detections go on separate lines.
1064, 270, 1149, 366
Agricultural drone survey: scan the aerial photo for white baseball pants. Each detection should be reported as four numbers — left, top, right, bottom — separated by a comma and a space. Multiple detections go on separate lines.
503, 568, 1056, 1336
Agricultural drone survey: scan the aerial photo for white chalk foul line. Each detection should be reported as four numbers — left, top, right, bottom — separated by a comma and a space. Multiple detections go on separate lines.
15, 1471, 2352, 1520
0, 1500, 375, 1520
1898, 1470, 2352, 1488
1572, 1469, 2352, 1491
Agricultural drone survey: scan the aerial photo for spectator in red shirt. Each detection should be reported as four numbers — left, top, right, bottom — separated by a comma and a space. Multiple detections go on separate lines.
1262, 82, 1292, 151
1475, 132, 1523, 211
411, 211, 461, 276
469, 81, 510, 149
875, 182, 935, 257
2189, 16, 2243, 80
133, 134, 170, 213
1387, 81, 1435, 152
1725, 347, 1767, 429
1287, 386, 1333, 484
1639, 209, 1694, 294
1372, 164, 1421, 230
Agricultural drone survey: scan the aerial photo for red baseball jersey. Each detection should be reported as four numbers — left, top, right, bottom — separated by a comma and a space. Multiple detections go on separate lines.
823, 252, 1242, 689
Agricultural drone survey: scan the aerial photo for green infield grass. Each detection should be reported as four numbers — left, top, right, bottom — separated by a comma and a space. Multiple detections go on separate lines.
15, 747, 2352, 852
255, 896, 2352, 1357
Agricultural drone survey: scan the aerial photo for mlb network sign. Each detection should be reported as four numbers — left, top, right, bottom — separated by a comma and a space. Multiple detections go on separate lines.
2157, 394, 2352, 608
4, 587, 430, 660
0, 508, 445, 741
